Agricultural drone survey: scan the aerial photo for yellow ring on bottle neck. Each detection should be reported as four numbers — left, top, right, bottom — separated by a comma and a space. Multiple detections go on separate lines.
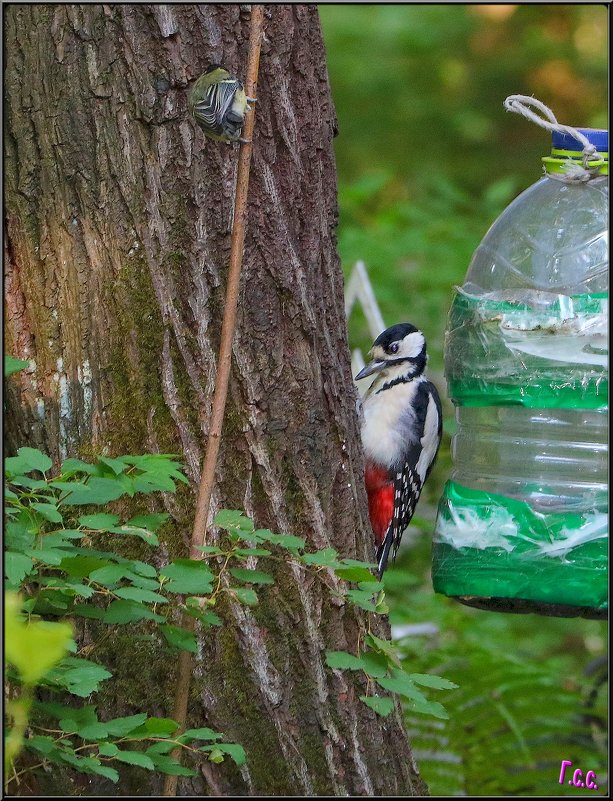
542, 148, 608, 176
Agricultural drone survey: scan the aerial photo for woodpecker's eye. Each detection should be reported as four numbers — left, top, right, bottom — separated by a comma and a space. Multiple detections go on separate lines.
389, 343, 399, 354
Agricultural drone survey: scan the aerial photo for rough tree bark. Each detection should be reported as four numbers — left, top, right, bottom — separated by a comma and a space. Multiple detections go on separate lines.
4, 4, 427, 796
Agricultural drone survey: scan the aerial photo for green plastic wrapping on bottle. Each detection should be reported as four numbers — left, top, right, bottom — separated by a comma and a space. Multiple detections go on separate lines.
446, 292, 608, 410
432, 481, 608, 612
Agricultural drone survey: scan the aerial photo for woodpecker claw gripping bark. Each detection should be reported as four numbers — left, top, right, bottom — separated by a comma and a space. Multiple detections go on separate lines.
356, 323, 443, 577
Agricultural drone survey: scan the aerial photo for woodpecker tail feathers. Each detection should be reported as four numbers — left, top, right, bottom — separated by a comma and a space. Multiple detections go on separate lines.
376, 530, 395, 579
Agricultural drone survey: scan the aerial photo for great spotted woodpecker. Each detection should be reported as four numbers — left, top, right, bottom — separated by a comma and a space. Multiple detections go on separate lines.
355, 323, 443, 577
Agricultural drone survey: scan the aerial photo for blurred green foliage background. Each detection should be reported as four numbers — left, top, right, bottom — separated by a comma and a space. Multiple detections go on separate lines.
321, 2, 607, 365
320, 4, 608, 796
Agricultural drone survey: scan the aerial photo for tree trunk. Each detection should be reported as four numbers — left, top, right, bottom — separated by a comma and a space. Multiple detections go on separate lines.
4, 4, 426, 796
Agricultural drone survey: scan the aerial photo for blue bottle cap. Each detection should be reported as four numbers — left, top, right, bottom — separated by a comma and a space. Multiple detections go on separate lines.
552, 128, 608, 153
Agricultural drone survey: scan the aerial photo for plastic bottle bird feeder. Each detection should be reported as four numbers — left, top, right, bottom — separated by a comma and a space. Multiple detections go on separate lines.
432, 103, 608, 618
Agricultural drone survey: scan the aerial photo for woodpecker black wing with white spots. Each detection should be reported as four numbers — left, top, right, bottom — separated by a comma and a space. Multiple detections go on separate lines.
376, 379, 442, 576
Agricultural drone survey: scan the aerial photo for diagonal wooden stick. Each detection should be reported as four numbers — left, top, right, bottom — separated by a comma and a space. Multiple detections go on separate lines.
162, 6, 265, 796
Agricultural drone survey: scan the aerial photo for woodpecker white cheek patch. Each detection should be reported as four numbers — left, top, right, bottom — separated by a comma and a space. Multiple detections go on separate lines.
398, 331, 425, 359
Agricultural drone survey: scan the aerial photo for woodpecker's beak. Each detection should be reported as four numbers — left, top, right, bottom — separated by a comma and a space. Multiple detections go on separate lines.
355, 359, 386, 380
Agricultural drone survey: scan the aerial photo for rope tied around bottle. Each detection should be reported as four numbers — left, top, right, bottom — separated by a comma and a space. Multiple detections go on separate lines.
504, 95, 606, 183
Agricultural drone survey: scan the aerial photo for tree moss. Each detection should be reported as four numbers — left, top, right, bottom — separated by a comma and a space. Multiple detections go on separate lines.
105, 252, 170, 453
94, 629, 175, 714
200, 616, 293, 794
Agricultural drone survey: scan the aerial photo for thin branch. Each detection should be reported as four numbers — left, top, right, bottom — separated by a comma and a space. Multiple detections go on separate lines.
162, 5, 266, 796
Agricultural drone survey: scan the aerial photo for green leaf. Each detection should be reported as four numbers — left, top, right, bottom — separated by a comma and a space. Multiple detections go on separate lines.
213, 509, 254, 531
127, 513, 169, 532
127, 573, 162, 591
110, 524, 159, 545
360, 695, 394, 716
5, 455, 32, 477
103, 600, 164, 624
198, 611, 223, 627
88, 564, 131, 585
374, 590, 389, 614
145, 741, 177, 755
5, 552, 35, 587
60, 477, 127, 506
5, 516, 36, 551
104, 714, 148, 737
234, 548, 272, 557
79, 512, 120, 529
260, 532, 306, 551
195, 545, 224, 555
335, 565, 376, 583
71, 604, 107, 620
39, 577, 95, 599
229, 567, 275, 585
124, 455, 187, 487
409, 673, 459, 690
376, 669, 428, 703
31, 502, 63, 523
114, 750, 155, 770
364, 633, 399, 662
5, 355, 30, 377
408, 697, 450, 720
160, 559, 214, 595
126, 717, 179, 739
358, 579, 384, 592
61, 556, 112, 579
26, 735, 59, 756
145, 755, 196, 776
301, 548, 339, 566
360, 650, 390, 678
160, 624, 198, 652
114, 586, 167, 604
60, 458, 100, 475
340, 558, 378, 569
98, 742, 119, 757
46, 657, 112, 697
130, 560, 158, 578
231, 587, 258, 606
8, 475, 51, 491
42, 529, 85, 546
205, 747, 225, 764
344, 589, 378, 612
59, 706, 107, 739
4, 593, 72, 684
180, 727, 224, 742
133, 473, 176, 493
325, 650, 364, 670
17, 447, 53, 473
88, 764, 119, 783
26, 546, 70, 566
98, 456, 128, 475
203, 742, 246, 766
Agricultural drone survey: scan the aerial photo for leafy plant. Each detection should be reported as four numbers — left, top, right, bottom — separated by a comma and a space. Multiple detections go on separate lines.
195, 509, 459, 721
4, 446, 457, 793
5, 346, 456, 791
4, 450, 246, 791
